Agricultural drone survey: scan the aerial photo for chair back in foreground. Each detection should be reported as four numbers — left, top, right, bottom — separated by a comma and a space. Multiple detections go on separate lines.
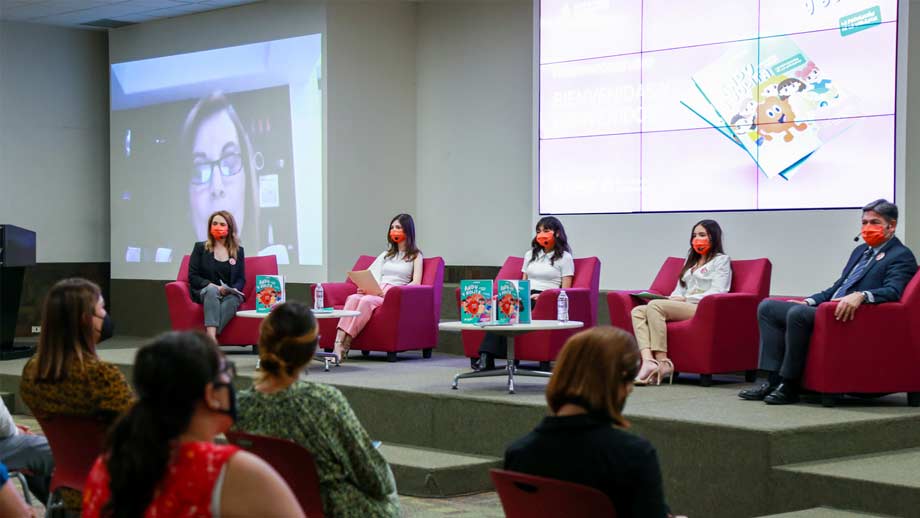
35, 415, 109, 509
165, 254, 279, 346
225, 431, 324, 517
490, 469, 616, 518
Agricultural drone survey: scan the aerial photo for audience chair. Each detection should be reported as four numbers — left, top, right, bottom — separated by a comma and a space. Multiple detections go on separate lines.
311, 256, 446, 361
490, 469, 616, 518
35, 415, 109, 513
225, 431, 324, 518
457, 256, 602, 369
165, 254, 278, 347
797, 269, 920, 407
608, 257, 772, 386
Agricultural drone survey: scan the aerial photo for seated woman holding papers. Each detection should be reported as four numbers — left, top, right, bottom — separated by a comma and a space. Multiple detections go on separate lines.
631, 219, 731, 385
188, 210, 246, 342
473, 216, 574, 371
334, 213, 423, 362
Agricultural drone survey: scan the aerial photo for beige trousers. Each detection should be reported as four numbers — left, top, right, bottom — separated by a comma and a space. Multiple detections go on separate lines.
631, 300, 697, 352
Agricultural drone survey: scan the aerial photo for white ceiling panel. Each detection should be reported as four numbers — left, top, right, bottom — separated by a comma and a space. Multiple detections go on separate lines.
0, 0, 262, 29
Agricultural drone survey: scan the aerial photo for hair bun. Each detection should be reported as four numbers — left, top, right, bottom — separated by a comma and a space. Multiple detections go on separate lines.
259, 351, 286, 372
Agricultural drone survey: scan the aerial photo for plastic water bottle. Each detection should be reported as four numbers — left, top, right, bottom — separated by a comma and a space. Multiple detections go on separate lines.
314, 283, 324, 309
557, 290, 569, 323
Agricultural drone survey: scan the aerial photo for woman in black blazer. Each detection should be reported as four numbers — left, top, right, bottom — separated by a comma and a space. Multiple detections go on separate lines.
504, 326, 672, 518
188, 210, 246, 341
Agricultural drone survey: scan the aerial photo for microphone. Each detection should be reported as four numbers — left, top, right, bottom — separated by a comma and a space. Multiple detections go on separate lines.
853, 235, 860, 242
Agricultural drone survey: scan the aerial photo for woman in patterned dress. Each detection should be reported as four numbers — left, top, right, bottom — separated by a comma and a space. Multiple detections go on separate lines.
235, 301, 400, 517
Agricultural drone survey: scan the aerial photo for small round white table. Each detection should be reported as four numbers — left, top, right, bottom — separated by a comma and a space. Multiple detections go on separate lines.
236, 309, 361, 371
439, 320, 584, 394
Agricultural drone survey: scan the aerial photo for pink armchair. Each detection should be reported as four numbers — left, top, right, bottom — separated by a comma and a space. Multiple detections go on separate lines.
801, 270, 920, 407
608, 257, 772, 386
458, 256, 602, 368
165, 254, 278, 347
311, 255, 445, 361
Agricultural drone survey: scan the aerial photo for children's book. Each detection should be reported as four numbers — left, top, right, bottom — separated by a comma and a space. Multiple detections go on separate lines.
460, 280, 493, 324
682, 35, 857, 179
631, 291, 669, 301
255, 275, 285, 313
496, 280, 532, 324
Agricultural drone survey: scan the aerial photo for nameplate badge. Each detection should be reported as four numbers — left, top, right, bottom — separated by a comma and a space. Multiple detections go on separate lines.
876, 252, 885, 261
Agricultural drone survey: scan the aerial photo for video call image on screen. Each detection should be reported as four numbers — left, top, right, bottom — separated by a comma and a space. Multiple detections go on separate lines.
539, 0, 898, 213
110, 34, 322, 274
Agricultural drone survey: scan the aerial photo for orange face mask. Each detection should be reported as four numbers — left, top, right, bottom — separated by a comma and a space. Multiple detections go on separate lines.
536, 231, 555, 249
389, 229, 406, 244
861, 224, 888, 248
692, 237, 711, 256
210, 226, 228, 239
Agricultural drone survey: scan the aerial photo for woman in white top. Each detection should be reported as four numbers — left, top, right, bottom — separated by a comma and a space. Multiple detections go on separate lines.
631, 219, 732, 385
474, 217, 575, 371
334, 214, 424, 362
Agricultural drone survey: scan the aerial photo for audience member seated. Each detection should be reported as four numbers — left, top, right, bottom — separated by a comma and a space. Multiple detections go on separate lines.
19, 278, 132, 512
334, 213, 423, 363
631, 219, 731, 385
504, 326, 669, 518
236, 301, 400, 517
0, 462, 33, 518
82, 331, 303, 518
474, 216, 574, 371
739, 199, 918, 405
0, 396, 52, 504
188, 210, 247, 342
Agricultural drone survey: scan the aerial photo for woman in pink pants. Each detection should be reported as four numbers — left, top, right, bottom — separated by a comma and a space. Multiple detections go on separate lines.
334, 214, 423, 362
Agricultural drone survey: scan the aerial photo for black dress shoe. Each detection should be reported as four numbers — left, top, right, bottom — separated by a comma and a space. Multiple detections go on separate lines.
472, 353, 496, 372
738, 382, 777, 401
764, 383, 800, 405
470, 357, 481, 371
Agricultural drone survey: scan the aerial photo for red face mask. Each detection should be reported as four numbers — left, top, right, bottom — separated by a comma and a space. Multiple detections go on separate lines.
536, 231, 555, 249
861, 224, 888, 248
389, 229, 406, 244
692, 237, 711, 256
210, 226, 228, 240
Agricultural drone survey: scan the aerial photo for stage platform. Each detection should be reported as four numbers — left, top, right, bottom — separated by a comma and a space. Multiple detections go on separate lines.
1, 337, 918, 517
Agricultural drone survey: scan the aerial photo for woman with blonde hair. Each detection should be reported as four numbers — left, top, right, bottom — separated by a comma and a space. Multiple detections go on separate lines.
235, 301, 399, 517
504, 326, 669, 518
188, 210, 246, 341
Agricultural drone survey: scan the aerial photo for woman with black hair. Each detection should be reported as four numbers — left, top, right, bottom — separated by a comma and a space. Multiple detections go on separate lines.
82, 331, 303, 518
631, 220, 731, 385
333, 213, 424, 362
474, 216, 574, 371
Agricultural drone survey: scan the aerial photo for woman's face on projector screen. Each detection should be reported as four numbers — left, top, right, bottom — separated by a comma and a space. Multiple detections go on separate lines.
189, 109, 246, 242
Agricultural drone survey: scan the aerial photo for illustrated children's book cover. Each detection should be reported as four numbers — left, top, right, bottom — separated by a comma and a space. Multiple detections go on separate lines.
496, 280, 532, 324
460, 280, 493, 324
683, 36, 857, 179
255, 275, 285, 313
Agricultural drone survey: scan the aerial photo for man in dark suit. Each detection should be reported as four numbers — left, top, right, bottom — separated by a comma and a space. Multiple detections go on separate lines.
739, 199, 918, 405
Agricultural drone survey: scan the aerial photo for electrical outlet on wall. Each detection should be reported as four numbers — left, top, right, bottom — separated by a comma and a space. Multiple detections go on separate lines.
31, 326, 40, 334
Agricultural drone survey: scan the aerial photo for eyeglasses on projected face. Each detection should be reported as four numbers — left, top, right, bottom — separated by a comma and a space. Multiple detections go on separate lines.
190, 152, 243, 186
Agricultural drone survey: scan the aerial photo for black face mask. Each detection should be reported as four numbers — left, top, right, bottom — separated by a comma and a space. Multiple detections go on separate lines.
99, 314, 115, 342
213, 382, 238, 423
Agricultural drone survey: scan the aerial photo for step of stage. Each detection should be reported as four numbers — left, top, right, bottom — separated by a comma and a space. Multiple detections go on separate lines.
756, 507, 893, 517
771, 448, 920, 517
378, 442, 501, 497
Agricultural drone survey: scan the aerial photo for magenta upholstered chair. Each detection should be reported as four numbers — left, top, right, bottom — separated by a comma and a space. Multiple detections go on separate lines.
312, 255, 446, 361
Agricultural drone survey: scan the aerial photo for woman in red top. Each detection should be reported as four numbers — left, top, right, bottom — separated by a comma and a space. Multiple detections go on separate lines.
83, 331, 303, 518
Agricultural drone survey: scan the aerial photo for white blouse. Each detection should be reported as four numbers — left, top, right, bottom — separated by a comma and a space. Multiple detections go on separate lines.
670, 254, 732, 304
368, 251, 417, 286
522, 249, 575, 292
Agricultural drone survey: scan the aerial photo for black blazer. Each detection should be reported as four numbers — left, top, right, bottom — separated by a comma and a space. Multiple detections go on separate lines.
188, 241, 246, 303
809, 237, 917, 305
504, 414, 668, 518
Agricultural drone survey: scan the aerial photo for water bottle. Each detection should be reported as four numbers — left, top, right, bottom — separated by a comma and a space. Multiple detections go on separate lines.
314, 283, 324, 309
557, 290, 569, 323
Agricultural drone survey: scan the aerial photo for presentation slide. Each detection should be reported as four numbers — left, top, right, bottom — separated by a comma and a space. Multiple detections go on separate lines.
110, 34, 323, 278
539, 0, 897, 214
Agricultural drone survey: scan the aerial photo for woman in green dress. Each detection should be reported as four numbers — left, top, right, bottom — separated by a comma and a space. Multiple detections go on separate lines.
234, 301, 399, 517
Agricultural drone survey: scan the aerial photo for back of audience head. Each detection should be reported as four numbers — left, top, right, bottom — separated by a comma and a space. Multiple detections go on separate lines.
104, 331, 229, 517
546, 326, 640, 427
257, 301, 319, 381
35, 277, 106, 381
